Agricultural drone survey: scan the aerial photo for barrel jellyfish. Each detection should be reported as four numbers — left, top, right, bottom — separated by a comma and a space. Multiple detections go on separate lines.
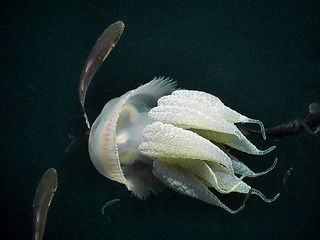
88, 77, 280, 214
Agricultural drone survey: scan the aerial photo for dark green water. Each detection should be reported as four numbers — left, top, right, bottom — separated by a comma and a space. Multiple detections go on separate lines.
1, 0, 319, 239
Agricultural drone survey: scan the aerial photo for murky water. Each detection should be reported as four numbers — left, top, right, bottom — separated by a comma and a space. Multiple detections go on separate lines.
1, 1, 319, 239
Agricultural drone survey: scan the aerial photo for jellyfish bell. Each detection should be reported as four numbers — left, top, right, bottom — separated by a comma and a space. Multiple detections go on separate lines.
88, 77, 176, 199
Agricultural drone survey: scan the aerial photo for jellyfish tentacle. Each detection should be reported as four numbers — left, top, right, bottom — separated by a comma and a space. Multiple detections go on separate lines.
256, 146, 276, 155
149, 105, 243, 140
139, 122, 235, 175
231, 156, 278, 178
162, 159, 235, 194
207, 165, 251, 194
241, 188, 253, 208
152, 160, 249, 214
248, 158, 278, 177
246, 118, 266, 140
251, 188, 280, 203
194, 129, 276, 155
172, 90, 266, 135
155, 95, 243, 140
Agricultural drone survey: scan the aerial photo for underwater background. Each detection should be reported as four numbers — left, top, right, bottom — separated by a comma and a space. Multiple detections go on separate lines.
1, 0, 320, 239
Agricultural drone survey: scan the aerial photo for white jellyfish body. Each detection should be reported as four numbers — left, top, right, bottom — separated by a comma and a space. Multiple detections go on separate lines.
89, 77, 176, 198
89, 78, 279, 213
